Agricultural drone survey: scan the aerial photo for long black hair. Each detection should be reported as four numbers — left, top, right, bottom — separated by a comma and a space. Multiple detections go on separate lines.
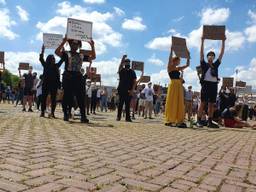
45, 54, 55, 65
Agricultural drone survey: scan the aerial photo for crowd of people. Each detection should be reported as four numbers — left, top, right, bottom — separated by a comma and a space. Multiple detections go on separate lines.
0, 33, 256, 129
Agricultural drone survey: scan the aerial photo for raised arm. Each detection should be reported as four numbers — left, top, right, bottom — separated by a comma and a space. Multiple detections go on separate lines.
200, 37, 205, 62
55, 36, 67, 57
218, 35, 226, 62
167, 46, 174, 72
118, 55, 127, 73
39, 44, 46, 67
88, 39, 96, 61
177, 50, 190, 71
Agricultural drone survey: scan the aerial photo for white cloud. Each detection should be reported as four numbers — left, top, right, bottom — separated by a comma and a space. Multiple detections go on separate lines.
5, 51, 41, 75
235, 58, 256, 88
114, 7, 125, 16
0, 8, 18, 40
245, 25, 256, 43
248, 9, 256, 23
122, 16, 146, 31
35, 1, 122, 55
83, 0, 105, 4
172, 16, 184, 22
16, 5, 29, 21
147, 54, 164, 66
0, 0, 6, 5
226, 30, 245, 51
92, 57, 120, 86
200, 8, 230, 25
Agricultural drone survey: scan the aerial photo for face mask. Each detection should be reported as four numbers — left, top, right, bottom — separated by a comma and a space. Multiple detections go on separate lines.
125, 64, 130, 69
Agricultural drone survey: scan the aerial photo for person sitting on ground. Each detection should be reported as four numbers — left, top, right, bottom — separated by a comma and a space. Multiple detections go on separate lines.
222, 105, 256, 129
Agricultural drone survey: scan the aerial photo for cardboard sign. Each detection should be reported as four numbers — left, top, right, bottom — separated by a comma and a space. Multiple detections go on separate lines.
203, 25, 226, 40
236, 81, 246, 87
91, 74, 101, 82
0, 51, 4, 63
140, 76, 151, 83
132, 61, 144, 71
172, 36, 189, 58
67, 18, 93, 41
86, 67, 97, 75
43, 33, 63, 49
19, 63, 29, 70
222, 77, 234, 88
80, 49, 92, 56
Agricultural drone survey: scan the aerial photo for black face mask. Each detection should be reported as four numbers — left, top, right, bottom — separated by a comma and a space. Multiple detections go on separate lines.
125, 64, 130, 69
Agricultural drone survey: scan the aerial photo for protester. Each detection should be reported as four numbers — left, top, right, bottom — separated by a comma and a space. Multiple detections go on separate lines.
40, 44, 63, 118
85, 80, 92, 115
15, 78, 24, 106
91, 84, 98, 115
19, 66, 35, 112
36, 75, 43, 111
165, 46, 190, 128
142, 82, 155, 119
138, 84, 146, 117
185, 86, 193, 121
116, 55, 137, 122
32, 72, 39, 105
197, 35, 226, 128
100, 87, 108, 112
55, 36, 96, 122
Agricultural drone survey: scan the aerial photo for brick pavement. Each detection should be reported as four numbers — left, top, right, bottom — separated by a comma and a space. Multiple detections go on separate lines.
0, 103, 256, 192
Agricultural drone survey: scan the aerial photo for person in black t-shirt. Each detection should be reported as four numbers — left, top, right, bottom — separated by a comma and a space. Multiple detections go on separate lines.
39, 44, 64, 118
55, 36, 96, 123
197, 34, 226, 128
116, 55, 137, 122
19, 66, 35, 112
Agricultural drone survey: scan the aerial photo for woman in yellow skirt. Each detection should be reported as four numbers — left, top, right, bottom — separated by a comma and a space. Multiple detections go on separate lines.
165, 46, 190, 128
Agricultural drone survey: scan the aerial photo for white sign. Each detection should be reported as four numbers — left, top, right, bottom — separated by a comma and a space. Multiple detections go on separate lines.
43, 33, 63, 49
67, 18, 93, 41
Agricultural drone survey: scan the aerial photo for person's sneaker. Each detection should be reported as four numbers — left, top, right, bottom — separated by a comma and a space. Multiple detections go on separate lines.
81, 118, 89, 123
165, 122, 174, 127
177, 123, 187, 128
51, 114, 56, 119
116, 117, 121, 121
149, 117, 154, 119
40, 112, 45, 117
22, 108, 26, 112
208, 122, 219, 128
28, 108, 33, 112
196, 120, 204, 128
126, 119, 132, 122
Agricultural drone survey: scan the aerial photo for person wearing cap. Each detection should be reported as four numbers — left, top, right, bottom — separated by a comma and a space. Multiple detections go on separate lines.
165, 46, 190, 128
55, 36, 96, 123
197, 35, 226, 128
116, 55, 137, 122
185, 86, 193, 121
141, 82, 155, 119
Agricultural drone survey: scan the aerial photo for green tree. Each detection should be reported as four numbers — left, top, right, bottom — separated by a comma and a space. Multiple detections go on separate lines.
1, 69, 19, 87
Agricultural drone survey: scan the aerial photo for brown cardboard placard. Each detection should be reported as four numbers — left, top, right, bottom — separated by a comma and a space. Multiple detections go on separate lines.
236, 81, 246, 87
203, 25, 226, 40
19, 63, 29, 70
91, 74, 101, 82
172, 36, 189, 58
222, 77, 234, 88
132, 61, 144, 71
140, 76, 151, 83
0, 51, 4, 63
86, 67, 97, 75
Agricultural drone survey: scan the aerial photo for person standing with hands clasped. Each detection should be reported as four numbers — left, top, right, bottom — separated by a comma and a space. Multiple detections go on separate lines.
165, 46, 190, 128
197, 35, 226, 128
117, 55, 137, 122
55, 36, 96, 123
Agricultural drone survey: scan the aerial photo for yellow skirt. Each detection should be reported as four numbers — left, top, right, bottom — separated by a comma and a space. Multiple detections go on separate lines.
165, 79, 185, 124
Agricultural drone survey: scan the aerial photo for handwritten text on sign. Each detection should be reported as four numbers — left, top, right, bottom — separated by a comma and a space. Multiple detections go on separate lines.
222, 77, 234, 88
43, 33, 63, 49
19, 63, 29, 70
172, 36, 189, 59
67, 18, 92, 41
203, 25, 226, 40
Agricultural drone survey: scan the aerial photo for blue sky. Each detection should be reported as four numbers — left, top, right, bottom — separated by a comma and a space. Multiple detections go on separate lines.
0, 0, 256, 90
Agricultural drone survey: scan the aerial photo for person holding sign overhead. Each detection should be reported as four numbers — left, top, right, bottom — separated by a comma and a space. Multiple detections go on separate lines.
55, 36, 96, 123
165, 45, 190, 128
197, 33, 226, 128
39, 44, 64, 118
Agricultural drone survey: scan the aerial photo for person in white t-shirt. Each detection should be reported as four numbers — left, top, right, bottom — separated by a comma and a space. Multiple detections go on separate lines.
142, 82, 155, 119
86, 80, 92, 115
